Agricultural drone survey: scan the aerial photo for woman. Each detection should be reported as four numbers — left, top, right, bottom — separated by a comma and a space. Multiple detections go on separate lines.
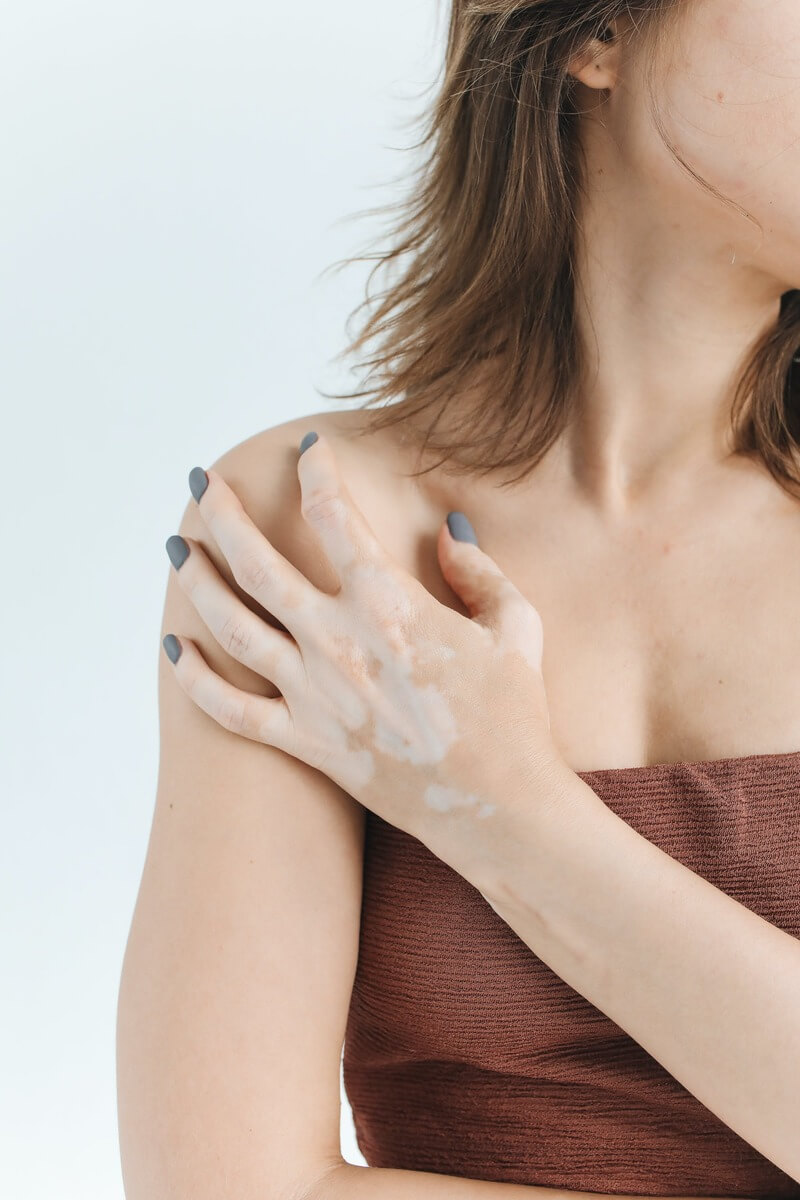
117, 2, 800, 1198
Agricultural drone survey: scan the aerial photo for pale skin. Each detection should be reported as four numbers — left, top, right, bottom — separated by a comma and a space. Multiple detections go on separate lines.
122, 1, 800, 1197
166, 420, 800, 1186
164, 438, 566, 887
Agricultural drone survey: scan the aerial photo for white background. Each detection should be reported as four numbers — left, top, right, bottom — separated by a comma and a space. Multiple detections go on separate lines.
0, 2, 444, 1196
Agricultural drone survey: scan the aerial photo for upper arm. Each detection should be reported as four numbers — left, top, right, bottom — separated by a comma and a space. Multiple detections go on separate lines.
116, 419, 365, 1200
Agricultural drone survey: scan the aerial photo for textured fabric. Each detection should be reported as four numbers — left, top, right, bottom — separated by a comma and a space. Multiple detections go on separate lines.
342, 750, 800, 1197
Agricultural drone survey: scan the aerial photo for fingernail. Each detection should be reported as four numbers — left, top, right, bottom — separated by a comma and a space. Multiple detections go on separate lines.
299, 431, 318, 457
162, 634, 182, 664
166, 534, 190, 570
189, 467, 209, 502
447, 511, 479, 545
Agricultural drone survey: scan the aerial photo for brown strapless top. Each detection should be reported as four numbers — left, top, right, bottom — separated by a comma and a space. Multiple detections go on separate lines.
342, 750, 800, 1197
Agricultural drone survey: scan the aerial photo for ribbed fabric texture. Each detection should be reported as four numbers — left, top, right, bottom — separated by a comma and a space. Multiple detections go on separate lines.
342, 751, 800, 1197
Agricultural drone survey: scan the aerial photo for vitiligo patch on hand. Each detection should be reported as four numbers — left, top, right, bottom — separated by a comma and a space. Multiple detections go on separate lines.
424, 783, 497, 820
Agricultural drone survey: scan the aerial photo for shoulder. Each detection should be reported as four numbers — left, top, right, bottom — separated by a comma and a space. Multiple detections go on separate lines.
168, 408, 440, 695
176, 409, 377, 592
184, 406, 435, 597
208, 407, 408, 521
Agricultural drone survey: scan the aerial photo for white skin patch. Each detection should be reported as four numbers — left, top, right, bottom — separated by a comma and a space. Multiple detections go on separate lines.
256, 441, 553, 873
276, 549, 549, 831
290, 598, 511, 812
424, 785, 497, 819
176, 440, 558, 904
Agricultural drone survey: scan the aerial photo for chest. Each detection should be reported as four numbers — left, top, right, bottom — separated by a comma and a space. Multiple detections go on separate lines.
385, 482, 800, 772
522, 525, 800, 771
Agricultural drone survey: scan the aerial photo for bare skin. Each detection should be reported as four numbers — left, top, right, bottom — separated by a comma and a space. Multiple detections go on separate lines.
127, 407, 778, 1200
126, 4, 800, 1195
249, 401, 785, 1200
151, 401, 796, 1200
318, 405, 800, 778
318, 0, 800, 777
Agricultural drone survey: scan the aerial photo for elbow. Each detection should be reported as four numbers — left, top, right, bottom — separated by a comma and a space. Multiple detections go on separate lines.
287, 1159, 349, 1200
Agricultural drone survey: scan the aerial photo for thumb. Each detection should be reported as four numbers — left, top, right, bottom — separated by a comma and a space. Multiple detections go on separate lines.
438, 511, 527, 635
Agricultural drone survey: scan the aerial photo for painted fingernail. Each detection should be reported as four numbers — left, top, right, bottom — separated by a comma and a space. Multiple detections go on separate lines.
189, 466, 209, 502
446, 511, 479, 545
299, 431, 318, 457
162, 634, 182, 664
166, 534, 190, 570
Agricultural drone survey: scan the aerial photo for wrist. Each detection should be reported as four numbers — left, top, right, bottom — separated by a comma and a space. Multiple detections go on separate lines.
474, 762, 611, 959
469, 754, 589, 905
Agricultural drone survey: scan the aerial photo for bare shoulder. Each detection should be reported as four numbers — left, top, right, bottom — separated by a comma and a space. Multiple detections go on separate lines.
191, 406, 444, 614
218, 405, 422, 513
118, 408, 395, 1199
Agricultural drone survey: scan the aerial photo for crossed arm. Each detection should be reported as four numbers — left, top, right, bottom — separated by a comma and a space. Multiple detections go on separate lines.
151, 431, 799, 1197
300, 768, 800, 1200
462, 767, 800, 1187
301, 765, 800, 1199
302, 1162, 750, 1200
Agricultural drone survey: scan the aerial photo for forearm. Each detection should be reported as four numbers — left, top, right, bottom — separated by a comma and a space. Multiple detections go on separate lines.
304, 1161, 567, 1198
474, 767, 800, 1183
304, 1161, 749, 1200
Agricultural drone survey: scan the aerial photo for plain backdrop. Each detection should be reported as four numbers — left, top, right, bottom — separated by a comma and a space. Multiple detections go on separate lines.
0, 2, 445, 1196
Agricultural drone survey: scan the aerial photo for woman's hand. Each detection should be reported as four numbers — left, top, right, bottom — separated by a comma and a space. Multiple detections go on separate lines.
162, 430, 570, 880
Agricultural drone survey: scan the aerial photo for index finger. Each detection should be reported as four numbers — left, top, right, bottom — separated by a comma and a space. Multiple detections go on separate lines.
296, 430, 394, 585
188, 465, 319, 634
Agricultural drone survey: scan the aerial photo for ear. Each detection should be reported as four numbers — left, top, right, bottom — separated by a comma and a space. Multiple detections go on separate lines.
566, 18, 626, 92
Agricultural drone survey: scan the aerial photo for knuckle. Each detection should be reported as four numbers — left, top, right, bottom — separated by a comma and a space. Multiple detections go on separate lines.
351, 565, 407, 612
219, 615, 252, 659
302, 488, 345, 530
217, 696, 246, 734
375, 597, 415, 646
372, 608, 409, 654
335, 634, 373, 683
232, 548, 271, 594
345, 575, 415, 655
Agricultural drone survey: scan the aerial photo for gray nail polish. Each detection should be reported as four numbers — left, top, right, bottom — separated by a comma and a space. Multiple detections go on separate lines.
162, 634, 182, 663
447, 511, 479, 545
299, 431, 318, 456
189, 466, 208, 502
166, 534, 190, 570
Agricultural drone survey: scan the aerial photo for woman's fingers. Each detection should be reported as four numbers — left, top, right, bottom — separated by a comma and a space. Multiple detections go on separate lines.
296, 430, 398, 587
165, 534, 306, 697
163, 634, 297, 750
189, 465, 320, 635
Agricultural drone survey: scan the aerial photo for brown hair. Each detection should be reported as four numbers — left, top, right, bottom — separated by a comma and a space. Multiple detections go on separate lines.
317, 0, 800, 493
